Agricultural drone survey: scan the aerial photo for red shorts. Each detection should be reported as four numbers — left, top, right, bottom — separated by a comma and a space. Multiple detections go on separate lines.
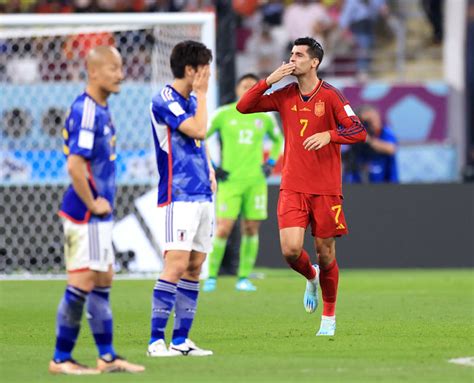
277, 189, 349, 238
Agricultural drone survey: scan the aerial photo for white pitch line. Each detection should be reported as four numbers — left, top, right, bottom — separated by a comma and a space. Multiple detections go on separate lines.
448, 357, 474, 367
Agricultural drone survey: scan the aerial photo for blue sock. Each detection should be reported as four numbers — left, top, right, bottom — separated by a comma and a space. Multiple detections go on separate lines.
53, 286, 88, 362
86, 286, 116, 359
172, 279, 199, 345
149, 279, 177, 344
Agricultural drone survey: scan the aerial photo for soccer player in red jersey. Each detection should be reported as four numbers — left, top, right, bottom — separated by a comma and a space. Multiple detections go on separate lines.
237, 37, 367, 336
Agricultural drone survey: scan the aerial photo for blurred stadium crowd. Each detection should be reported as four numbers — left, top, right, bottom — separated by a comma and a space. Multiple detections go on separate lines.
1, 0, 470, 186
1, 0, 443, 81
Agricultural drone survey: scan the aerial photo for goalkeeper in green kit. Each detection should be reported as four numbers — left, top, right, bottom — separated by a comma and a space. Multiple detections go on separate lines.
204, 74, 283, 292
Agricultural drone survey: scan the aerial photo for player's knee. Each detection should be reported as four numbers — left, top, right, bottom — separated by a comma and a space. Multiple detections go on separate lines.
281, 243, 302, 261
317, 243, 336, 267
319, 252, 336, 267
163, 262, 188, 280
187, 259, 204, 277
67, 270, 96, 292
242, 222, 259, 236
185, 268, 201, 280
95, 268, 113, 287
216, 226, 232, 239
69, 277, 95, 292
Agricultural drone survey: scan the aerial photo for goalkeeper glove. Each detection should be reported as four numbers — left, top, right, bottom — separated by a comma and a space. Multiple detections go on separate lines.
214, 167, 230, 182
262, 158, 276, 178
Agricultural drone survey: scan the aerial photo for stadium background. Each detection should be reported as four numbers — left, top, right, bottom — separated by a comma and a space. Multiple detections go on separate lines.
1, 0, 472, 274
0, 1, 473, 382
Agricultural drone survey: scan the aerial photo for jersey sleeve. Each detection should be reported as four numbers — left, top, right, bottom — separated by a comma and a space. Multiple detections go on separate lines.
328, 89, 367, 144
236, 79, 281, 113
381, 128, 398, 145
65, 100, 97, 159
264, 113, 283, 162
151, 97, 195, 132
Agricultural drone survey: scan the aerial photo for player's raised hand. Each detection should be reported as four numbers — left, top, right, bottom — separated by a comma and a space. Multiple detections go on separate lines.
192, 65, 210, 94
266, 62, 296, 86
303, 131, 331, 151
90, 197, 112, 216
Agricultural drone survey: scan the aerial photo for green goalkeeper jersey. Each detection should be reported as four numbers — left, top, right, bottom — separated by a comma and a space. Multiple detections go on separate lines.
207, 102, 283, 182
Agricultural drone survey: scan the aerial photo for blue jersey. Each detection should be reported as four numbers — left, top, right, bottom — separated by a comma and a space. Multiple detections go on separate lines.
150, 85, 212, 206
366, 126, 398, 183
343, 125, 398, 183
59, 93, 116, 223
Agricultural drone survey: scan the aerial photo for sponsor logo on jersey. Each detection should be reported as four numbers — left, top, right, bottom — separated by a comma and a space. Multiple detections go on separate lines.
291, 105, 297, 112
314, 101, 325, 117
177, 229, 187, 241
299, 107, 311, 112
255, 119, 263, 129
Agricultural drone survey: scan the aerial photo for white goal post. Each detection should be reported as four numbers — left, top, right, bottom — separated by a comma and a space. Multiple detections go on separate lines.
0, 12, 217, 112
0, 13, 216, 275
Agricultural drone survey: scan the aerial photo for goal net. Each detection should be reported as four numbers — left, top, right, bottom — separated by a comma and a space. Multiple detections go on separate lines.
0, 13, 216, 275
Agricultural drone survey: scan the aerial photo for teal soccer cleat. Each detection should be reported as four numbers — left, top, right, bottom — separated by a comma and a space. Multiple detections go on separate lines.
202, 278, 216, 292
316, 315, 336, 336
303, 264, 320, 313
235, 278, 257, 292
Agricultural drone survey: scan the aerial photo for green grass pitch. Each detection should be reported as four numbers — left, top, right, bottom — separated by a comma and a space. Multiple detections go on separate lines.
1, 269, 473, 382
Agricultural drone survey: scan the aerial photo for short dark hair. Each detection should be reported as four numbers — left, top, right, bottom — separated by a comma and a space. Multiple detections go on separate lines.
237, 73, 259, 85
293, 37, 324, 67
170, 40, 212, 79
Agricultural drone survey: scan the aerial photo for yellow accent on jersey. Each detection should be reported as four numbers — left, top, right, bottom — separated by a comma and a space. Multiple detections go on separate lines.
62, 128, 69, 140
331, 205, 345, 229
63, 145, 70, 155
299, 119, 309, 137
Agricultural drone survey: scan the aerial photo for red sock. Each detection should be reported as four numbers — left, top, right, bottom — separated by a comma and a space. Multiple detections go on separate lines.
286, 249, 316, 280
319, 259, 339, 316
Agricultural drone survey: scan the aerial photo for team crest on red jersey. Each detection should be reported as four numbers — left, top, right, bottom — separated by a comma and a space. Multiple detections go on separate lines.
314, 101, 325, 117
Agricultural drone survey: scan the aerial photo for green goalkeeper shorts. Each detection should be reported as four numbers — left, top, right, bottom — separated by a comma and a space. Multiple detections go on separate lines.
216, 179, 268, 221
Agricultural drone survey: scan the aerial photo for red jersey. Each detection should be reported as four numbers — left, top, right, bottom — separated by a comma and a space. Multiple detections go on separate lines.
237, 79, 367, 196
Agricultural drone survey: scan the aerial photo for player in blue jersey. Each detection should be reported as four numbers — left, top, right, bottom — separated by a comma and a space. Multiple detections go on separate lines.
147, 40, 216, 357
49, 46, 144, 375
343, 104, 398, 183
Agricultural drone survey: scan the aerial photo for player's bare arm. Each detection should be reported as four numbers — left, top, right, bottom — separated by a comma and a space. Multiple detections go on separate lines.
303, 131, 331, 151
366, 135, 396, 155
67, 154, 112, 215
178, 65, 210, 139
205, 143, 217, 193
265, 62, 296, 86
